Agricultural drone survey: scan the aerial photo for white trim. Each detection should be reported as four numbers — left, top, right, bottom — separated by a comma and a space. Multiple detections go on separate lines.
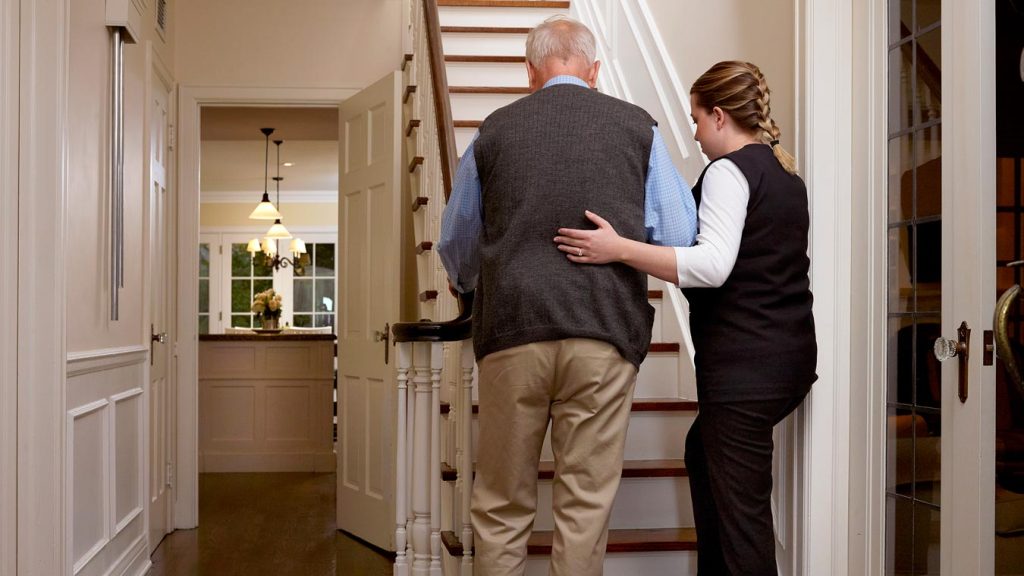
0, 0, 18, 572
198, 225, 337, 236
200, 190, 339, 204
18, 0, 70, 573
67, 399, 111, 576
176, 85, 354, 529
67, 347, 149, 378
799, 0, 853, 575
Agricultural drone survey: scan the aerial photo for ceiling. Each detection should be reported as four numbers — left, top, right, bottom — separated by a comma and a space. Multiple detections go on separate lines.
200, 107, 339, 196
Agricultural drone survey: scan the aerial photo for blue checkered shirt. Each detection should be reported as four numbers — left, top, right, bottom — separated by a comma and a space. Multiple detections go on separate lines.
438, 75, 698, 292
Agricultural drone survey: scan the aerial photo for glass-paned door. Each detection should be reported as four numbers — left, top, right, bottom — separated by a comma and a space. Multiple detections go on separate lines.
292, 242, 336, 330
994, 2, 1024, 573
885, 0, 1007, 573
229, 242, 273, 328
886, 2, 943, 572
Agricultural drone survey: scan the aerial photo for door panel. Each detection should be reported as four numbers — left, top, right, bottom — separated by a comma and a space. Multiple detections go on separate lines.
336, 71, 402, 551
148, 77, 173, 553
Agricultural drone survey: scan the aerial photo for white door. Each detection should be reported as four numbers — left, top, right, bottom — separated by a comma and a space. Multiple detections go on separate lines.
883, 1, 1011, 573
336, 71, 402, 551
148, 79, 173, 553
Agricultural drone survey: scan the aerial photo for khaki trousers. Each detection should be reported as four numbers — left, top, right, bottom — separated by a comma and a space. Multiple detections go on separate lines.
471, 338, 637, 576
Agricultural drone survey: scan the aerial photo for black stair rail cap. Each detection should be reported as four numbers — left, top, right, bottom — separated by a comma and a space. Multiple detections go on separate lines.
393, 290, 474, 343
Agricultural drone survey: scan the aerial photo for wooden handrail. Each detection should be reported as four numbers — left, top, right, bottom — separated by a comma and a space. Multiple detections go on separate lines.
423, 0, 459, 201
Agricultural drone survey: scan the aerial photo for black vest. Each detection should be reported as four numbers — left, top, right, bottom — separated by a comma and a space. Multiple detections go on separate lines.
683, 144, 817, 401
472, 83, 656, 367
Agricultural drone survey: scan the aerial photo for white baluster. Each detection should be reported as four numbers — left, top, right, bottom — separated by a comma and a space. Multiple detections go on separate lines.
412, 342, 433, 575
394, 342, 412, 576
430, 342, 444, 575
459, 341, 475, 575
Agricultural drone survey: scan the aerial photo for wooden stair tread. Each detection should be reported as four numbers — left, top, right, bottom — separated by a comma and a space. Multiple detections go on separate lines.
450, 85, 531, 94
446, 54, 527, 63
442, 528, 697, 556
441, 26, 533, 34
441, 397, 698, 415
454, 120, 483, 128
438, 0, 570, 8
649, 342, 679, 353
442, 459, 687, 482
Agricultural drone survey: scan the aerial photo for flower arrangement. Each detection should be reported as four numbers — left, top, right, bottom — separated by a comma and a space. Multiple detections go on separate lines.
252, 288, 283, 324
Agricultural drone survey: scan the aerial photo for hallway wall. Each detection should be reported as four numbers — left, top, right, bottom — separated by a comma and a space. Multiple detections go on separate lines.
65, 0, 177, 573
645, 0, 797, 164
174, 0, 405, 89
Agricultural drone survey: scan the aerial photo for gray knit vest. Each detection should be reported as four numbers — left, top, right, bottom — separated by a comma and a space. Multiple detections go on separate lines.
471, 83, 656, 368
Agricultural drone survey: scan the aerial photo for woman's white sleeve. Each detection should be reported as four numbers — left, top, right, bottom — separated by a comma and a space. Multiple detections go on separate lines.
673, 160, 749, 288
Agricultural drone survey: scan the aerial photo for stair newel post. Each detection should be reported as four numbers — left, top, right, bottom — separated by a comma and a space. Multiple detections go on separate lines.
429, 341, 444, 575
412, 342, 433, 574
394, 342, 412, 576
459, 341, 476, 574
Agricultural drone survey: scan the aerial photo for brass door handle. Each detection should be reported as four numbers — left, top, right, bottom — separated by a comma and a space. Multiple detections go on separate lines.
934, 321, 971, 403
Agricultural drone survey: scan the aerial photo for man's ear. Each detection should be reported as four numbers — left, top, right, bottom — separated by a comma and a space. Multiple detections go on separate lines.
526, 61, 540, 92
586, 60, 601, 89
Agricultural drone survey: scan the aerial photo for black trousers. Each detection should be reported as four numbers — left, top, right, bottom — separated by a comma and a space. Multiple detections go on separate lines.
684, 394, 807, 576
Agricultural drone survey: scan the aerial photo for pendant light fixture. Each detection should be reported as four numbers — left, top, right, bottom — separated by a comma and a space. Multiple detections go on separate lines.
248, 127, 282, 220
246, 137, 308, 273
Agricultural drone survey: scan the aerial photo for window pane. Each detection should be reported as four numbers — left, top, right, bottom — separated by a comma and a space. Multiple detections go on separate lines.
253, 253, 273, 278
888, 227, 912, 313
914, 222, 942, 311
315, 314, 334, 329
888, 0, 912, 44
885, 495, 914, 575
294, 279, 313, 312
913, 502, 940, 574
198, 315, 209, 335
917, 0, 939, 31
315, 243, 335, 276
316, 279, 335, 312
293, 314, 313, 328
253, 279, 272, 296
916, 126, 941, 219
199, 244, 210, 277
889, 46, 913, 135
888, 317, 915, 405
915, 29, 941, 126
887, 406, 915, 497
232, 280, 252, 313
231, 314, 252, 328
888, 134, 913, 223
915, 320, 942, 409
199, 279, 209, 314
232, 244, 251, 277
914, 411, 940, 505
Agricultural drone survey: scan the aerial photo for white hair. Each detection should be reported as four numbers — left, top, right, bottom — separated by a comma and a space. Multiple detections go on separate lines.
525, 15, 597, 69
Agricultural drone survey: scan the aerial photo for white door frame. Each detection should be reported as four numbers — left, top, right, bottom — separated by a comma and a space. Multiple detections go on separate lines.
174, 85, 356, 528
0, 0, 19, 573
15, 0, 70, 573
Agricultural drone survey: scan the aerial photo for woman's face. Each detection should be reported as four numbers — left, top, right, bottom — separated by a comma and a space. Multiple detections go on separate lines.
689, 96, 722, 160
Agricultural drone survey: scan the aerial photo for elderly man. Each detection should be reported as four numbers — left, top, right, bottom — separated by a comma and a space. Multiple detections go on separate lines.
437, 15, 697, 576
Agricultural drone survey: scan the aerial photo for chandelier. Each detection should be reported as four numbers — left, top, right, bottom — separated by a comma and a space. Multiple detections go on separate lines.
246, 129, 308, 273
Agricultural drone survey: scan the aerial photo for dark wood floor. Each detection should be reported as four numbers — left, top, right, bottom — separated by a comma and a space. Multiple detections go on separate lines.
149, 473, 394, 576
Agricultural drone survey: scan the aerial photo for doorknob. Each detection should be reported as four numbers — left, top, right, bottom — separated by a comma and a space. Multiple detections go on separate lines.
933, 320, 971, 403
373, 322, 390, 365
152, 331, 168, 344
150, 324, 168, 366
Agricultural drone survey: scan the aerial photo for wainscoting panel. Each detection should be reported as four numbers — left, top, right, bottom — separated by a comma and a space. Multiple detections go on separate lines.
342, 375, 367, 491
66, 347, 149, 576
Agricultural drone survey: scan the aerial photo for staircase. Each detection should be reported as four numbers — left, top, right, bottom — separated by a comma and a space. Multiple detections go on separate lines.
398, 1, 700, 574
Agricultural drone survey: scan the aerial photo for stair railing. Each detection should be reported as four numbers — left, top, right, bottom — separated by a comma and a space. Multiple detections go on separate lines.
393, 1, 472, 575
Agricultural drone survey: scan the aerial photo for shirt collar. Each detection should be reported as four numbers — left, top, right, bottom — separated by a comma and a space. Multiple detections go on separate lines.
542, 75, 591, 90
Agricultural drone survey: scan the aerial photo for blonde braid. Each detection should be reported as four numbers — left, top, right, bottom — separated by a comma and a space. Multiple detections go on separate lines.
749, 64, 797, 174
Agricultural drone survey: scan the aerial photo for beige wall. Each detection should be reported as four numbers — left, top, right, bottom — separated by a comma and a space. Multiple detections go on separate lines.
175, 0, 404, 89
645, 0, 797, 155
67, 0, 174, 353
200, 202, 338, 229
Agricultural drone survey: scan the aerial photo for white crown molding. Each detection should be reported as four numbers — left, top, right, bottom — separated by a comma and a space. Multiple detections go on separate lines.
199, 226, 337, 236
200, 190, 338, 204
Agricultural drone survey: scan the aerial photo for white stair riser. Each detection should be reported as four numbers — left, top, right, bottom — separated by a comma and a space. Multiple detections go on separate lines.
443, 33, 528, 57
439, 6, 568, 28
533, 476, 694, 530
525, 552, 698, 576
636, 352, 679, 397
650, 298, 664, 342
446, 61, 529, 88
450, 91, 524, 120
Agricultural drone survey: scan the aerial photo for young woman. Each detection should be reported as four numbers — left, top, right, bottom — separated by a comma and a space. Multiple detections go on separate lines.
553, 61, 817, 575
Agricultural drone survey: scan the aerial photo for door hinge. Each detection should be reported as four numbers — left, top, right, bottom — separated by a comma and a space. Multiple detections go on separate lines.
219, 244, 223, 255
166, 461, 174, 489
168, 124, 176, 151
219, 311, 223, 321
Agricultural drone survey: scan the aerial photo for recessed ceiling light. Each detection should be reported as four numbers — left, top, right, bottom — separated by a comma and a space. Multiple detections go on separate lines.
283, 162, 295, 167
